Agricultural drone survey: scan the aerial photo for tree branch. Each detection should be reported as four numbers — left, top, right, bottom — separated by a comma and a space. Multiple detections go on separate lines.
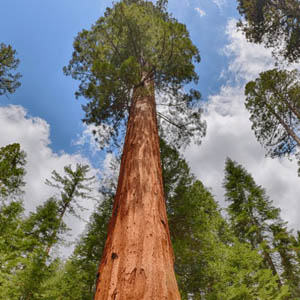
157, 112, 186, 130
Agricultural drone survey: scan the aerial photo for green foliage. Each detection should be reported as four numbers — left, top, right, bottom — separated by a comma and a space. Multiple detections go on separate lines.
224, 158, 280, 247
43, 142, 290, 299
169, 179, 226, 299
41, 197, 113, 300
237, 0, 300, 62
0, 143, 26, 198
224, 158, 300, 298
245, 69, 300, 162
0, 200, 25, 299
45, 163, 95, 220
64, 0, 205, 149
160, 138, 194, 202
271, 222, 300, 298
40, 259, 88, 300
166, 150, 287, 299
211, 242, 290, 300
0, 199, 54, 300
0, 144, 27, 298
0, 162, 96, 300
0, 43, 21, 95
24, 198, 62, 252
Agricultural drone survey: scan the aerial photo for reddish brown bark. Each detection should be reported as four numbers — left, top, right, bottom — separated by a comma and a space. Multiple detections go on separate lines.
94, 79, 181, 300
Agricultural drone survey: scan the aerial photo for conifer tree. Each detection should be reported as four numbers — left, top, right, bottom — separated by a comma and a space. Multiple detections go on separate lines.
0, 200, 25, 299
236, 0, 300, 62
0, 144, 26, 299
224, 159, 281, 281
244, 69, 300, 174
44, 164, 95, 255
237, 1, 300, 175
0, 143, 26, 198
0, 43, 21, 95
224, 158, 300, 297
1, 164, 95, 300
271, 221, 300, 298
64, 1, 205, 298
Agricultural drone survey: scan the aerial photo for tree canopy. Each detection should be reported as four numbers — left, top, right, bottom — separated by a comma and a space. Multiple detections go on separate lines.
64, 0, 205, 149
237, 0, 300, 62
245, 69, 300, 166
0, 43, 21, 96
0, 143, 26, 198
224, 158, 300, 298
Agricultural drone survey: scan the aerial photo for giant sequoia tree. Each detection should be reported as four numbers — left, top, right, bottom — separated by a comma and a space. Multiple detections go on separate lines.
64, 0, 204, 299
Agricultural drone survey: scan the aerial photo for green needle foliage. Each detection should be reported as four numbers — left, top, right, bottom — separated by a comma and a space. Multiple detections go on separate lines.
0, 43, 21, 95
237, 0, 300, 62
224, 158, 281, 248
0, 163, 95, 300
0, 144, 27, 299
64, 0, 205, 149
0, 200, 25, 299
271, 222, 300, 298
40, 198, 114, 300
0, 143, 26, 198
245, 69, 300, 172
224, 158, 300, 298
45, 164, 95, 222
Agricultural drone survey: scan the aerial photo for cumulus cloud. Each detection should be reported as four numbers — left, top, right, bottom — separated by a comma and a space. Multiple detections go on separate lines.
0, 105, 100, 257
195, 7, 206, 17
223, 19, 274, 82
185, 19, 300, 232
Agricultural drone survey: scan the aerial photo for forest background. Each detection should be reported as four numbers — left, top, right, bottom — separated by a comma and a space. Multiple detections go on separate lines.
1, 0, 299, 256
0, 1, 299, 298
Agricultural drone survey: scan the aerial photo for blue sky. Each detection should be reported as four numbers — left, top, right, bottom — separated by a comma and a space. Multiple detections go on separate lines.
1, 0, 300, 256
0, 0, 238, 158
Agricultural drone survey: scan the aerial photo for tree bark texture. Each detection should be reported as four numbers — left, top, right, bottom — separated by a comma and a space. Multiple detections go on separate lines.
94, 79, 181, 300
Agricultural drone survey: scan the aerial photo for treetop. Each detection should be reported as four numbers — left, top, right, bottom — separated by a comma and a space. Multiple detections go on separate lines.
64, 0, 204, 149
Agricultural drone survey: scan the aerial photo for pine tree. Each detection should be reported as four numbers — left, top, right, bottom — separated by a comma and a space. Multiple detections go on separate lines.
64, 1, 205, 298
40, 197, 114, 300
0, 143, 26, 199
0, 43, 21, 95
1, 164, 95, 300
44, 163, 95, 255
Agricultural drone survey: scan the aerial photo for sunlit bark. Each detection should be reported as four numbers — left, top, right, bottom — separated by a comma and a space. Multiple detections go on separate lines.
94, 78, 181, 299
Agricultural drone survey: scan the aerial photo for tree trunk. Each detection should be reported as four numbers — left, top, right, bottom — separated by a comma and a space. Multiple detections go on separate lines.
94, 78, 181, 300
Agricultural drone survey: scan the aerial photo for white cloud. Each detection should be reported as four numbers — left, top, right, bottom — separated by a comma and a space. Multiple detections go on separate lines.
223, 19, 274, 82
195, 7, 206, 17
185, 19, 300, 232
73, 124, 100, 155
0, 105, 100, 257
212, 0, 226, 9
